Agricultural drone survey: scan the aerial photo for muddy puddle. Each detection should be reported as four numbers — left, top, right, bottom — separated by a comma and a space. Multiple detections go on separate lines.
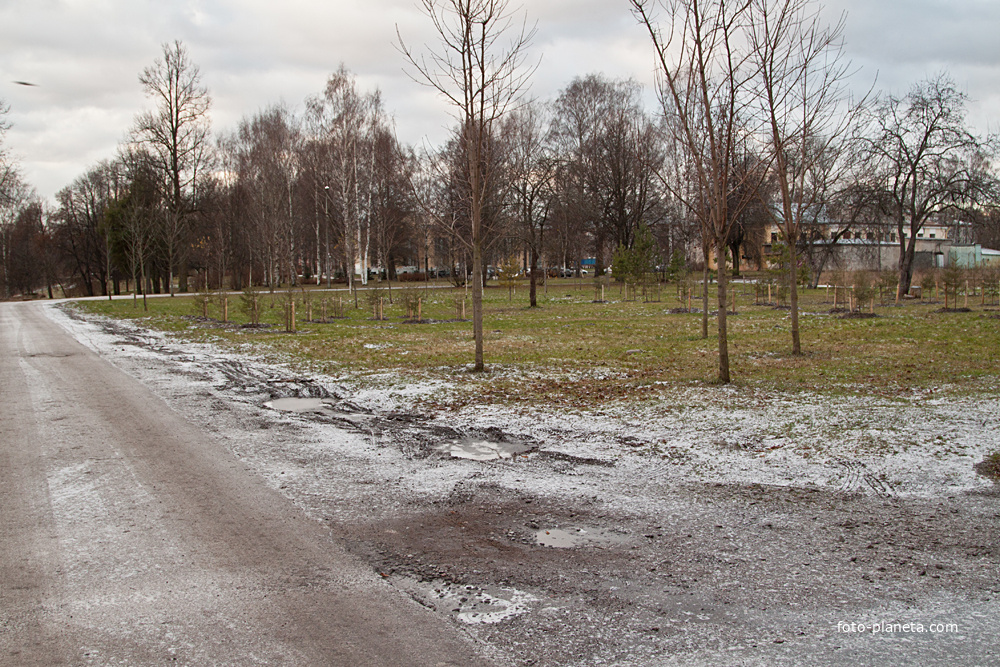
435, 436, 533, 461
534, 526, 626, 548
392, 576, 538, 624
264, 397, 373, 424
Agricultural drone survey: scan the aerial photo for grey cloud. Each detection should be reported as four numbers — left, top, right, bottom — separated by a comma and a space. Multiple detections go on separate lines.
2, 0, 998, 201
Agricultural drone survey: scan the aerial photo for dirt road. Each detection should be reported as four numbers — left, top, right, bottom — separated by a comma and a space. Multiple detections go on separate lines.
0, 301, 492, 665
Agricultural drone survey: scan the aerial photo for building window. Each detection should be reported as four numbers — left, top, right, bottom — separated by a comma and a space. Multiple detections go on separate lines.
771, 232, 777, 243
843, 231, 851, 240
918, 232, 924, 238
929, 233, 936, 238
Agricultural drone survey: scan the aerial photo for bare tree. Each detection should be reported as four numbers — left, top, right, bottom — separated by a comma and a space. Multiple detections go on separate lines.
748, 0, 862, 354
50, 162, 125, 298
504, 102, 554, 307
306, 67, 389, 303
132, 40, 212, 295
370, 127, 417, 299
399, 0, 536, 372
548, 75, 666, 274
110, 148, 161, 310
862, 74, 996, 299
631, 0, 758, 383
0, 99, 26, 300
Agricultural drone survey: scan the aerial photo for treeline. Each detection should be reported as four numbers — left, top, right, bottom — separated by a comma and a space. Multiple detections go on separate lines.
1, 2, 999, 347
0, 43, 688, 306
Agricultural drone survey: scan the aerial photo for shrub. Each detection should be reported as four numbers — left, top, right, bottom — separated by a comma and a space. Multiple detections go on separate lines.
240, 285, 262, 325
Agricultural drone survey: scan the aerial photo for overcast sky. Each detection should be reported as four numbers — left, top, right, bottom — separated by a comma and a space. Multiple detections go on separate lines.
2, 0, 999, 203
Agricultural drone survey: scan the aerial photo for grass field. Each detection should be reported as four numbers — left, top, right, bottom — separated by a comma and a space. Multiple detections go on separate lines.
73, 277, 1000, 405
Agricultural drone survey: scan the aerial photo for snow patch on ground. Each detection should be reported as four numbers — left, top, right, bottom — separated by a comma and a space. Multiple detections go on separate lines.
48, 303, 999, 507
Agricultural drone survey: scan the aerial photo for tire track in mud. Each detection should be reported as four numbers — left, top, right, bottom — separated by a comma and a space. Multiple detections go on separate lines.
828, 457, 896, 497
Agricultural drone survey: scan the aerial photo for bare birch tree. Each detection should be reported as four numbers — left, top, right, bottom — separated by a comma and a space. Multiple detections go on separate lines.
399, 0, 536, 372
132, 40, 212, 295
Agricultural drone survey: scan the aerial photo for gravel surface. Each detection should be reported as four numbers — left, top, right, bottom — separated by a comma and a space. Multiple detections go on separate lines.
50, 304, 1000, 666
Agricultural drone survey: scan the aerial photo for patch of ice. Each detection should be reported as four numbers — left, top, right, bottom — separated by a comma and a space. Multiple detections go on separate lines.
436, 437, 532, 461
394, 577, 539, 625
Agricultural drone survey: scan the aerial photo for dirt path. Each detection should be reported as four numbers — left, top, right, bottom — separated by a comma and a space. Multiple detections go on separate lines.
0, 301, 494, 666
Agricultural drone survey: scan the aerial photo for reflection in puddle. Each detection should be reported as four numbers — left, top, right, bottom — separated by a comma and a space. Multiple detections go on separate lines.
436, 437, 532, 461
536, 527, 587, 548
535, 526, 625, 548
264, 397, 372, 423
267, 397, 331, 412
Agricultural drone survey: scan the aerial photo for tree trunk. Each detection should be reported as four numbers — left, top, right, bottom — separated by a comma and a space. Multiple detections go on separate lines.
789, 239, 801, 355
896, 235, 917, 300
716, 248, 730, 384
529, 247, 538, 307
472, 239, 484, 372
701, 244, 710, 339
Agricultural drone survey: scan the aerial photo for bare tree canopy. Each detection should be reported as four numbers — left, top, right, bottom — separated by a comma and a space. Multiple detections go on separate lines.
630, 0, 759, 383
748, 0, 864, 355
132, 40, 212, 295
861, 73, 997, 298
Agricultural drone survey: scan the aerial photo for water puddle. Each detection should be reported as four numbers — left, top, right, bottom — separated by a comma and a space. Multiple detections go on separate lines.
267, 397, 330, 412
394, 577, 538, 624
436, 437, 532, 461
264, 397, 372, 423
534, 526, 626, 548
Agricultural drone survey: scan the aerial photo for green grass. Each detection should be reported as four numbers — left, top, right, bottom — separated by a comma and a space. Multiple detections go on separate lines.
74, 279, 1000, 406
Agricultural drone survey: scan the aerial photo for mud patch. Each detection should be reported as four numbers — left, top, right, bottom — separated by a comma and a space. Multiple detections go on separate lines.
974, 452, 1000, 481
